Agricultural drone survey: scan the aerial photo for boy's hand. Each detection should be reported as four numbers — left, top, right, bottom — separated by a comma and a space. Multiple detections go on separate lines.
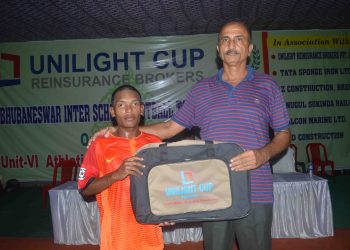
111, 156, 145, 181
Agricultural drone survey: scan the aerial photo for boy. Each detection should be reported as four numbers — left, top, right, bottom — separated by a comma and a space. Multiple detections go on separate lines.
78, 85, 164, 250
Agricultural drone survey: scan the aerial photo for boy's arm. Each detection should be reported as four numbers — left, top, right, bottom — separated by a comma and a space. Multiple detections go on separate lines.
80, 156, 145, 197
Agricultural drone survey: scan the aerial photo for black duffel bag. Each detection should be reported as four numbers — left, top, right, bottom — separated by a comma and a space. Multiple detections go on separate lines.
130, 140, 250, 224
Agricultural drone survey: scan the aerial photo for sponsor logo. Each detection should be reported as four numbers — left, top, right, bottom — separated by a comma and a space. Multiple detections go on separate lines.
105, 156, 118, 163
165, 170, 214, 199
0, 53, 21, 87
78, 167, 86, 180
181, 170, 194, 185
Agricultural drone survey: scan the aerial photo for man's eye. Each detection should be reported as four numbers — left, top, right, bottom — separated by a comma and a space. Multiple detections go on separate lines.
236, 37, 243, 42
222, 38, 229, 43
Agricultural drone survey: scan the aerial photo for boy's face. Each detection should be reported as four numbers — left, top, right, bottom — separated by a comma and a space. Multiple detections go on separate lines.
109, 89, 144, 129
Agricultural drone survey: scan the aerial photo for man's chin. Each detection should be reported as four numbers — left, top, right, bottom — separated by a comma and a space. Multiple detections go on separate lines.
224, 60, 240, 66
223, 55, 240, 62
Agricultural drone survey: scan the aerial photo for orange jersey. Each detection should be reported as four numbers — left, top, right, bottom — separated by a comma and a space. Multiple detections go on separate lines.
78, 132, 163, 250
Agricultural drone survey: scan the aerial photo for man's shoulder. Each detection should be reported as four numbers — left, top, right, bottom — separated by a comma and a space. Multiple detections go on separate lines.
191, 74, 219, 90
252, 70, 274, 81
251, 70, 281, 88
197, 74, 218, 84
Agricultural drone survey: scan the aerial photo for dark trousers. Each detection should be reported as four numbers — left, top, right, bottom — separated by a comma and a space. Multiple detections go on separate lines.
202, 204, 273, 250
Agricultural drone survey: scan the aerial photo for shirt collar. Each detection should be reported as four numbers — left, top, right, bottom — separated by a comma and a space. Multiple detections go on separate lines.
217, 66, 254, 86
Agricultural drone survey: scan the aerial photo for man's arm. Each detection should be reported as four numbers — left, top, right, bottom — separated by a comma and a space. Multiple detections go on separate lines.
88, 120, 185, 146
140, 119, 185, 140
230, 128, 292, 171
80, 156, 145, 197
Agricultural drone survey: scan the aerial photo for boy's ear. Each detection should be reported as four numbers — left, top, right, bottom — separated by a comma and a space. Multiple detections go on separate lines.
140, 103, 145, 116
109, 106, 116, 118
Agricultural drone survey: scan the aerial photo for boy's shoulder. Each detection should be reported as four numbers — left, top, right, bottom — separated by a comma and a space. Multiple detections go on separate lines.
141, 131, 162, 143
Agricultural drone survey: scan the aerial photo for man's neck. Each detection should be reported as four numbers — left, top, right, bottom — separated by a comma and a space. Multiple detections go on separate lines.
221, 64, 248, 87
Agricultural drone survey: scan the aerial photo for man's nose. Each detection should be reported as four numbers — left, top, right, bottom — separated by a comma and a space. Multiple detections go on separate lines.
228, 38, 236, 48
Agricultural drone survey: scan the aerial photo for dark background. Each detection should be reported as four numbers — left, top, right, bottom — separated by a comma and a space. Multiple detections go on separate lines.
1, 0, 350, 43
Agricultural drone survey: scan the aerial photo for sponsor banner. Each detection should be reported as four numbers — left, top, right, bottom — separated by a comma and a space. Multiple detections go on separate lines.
0, 30, 349, 181
264, 31, 350, 168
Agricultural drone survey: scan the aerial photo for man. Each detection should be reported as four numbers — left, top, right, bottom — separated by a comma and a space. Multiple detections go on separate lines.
78, 85, 164, 250
94, 20, 291, 250
138, 20, 291, 250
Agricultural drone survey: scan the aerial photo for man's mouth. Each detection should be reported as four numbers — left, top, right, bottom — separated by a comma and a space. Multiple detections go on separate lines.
226, 49, 238, 55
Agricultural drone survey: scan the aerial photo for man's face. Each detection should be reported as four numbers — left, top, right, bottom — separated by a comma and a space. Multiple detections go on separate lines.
109, 89, 144, 129
217, 22, 253, 67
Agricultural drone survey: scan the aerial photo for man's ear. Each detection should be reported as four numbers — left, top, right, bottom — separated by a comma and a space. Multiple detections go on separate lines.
248, 44, 254, 57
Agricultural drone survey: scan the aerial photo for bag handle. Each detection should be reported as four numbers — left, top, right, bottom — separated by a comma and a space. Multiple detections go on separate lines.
159, 140, 214, 162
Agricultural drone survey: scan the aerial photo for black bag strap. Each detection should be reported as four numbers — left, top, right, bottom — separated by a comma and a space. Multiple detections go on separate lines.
159, 140, 214, 162
206, 141, 215, 157
159, 143, 168, 162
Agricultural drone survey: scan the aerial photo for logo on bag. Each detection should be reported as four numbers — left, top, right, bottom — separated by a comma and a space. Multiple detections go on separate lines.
165, 170, 214, 199
181, 170, 193, 185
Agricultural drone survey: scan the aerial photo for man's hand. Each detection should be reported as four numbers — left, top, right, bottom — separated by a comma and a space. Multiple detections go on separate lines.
230, 149, 269, 171
230, 129, 292, 172
111, 156, 145, 181
87, 126, 117, 148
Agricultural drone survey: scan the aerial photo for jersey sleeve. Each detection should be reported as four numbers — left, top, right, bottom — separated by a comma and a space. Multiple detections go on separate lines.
78, 141, 100, 191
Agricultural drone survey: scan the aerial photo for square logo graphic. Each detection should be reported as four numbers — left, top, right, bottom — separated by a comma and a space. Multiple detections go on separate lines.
0, 53, 20, 87
180, 170, 194, 185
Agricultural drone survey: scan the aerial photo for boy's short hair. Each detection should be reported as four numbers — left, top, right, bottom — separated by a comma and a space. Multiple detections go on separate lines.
110, 85, 142, 106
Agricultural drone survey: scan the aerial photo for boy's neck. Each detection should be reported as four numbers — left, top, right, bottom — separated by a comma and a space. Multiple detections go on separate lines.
113, 127, 141, 139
